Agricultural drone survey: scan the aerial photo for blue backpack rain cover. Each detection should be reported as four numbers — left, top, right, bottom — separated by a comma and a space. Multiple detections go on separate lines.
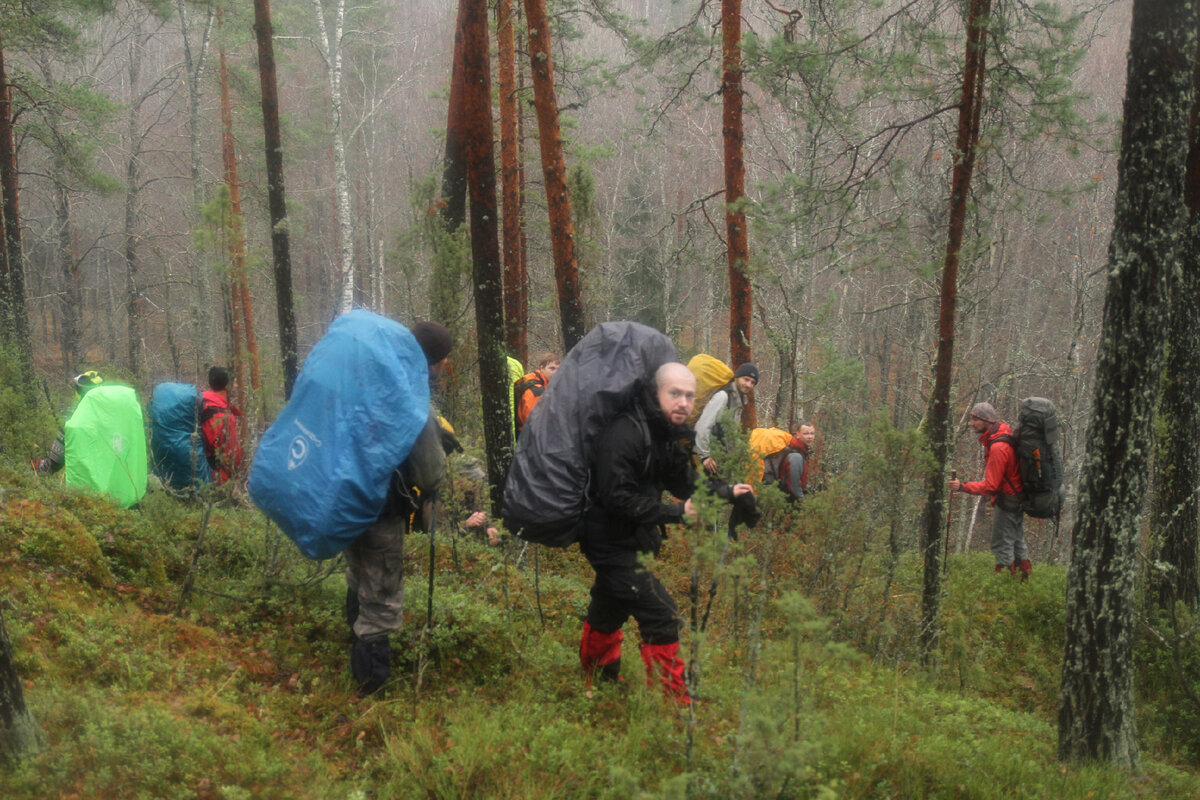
147, 382, 209, 491
502, 321, 678, 547
248, 310, 430, 559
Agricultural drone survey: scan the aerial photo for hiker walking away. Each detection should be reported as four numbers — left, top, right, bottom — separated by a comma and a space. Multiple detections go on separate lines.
200, 366, 245, 484
948, 402, 1030, 578
514, 352, 561, 436
579, 362, 754, 703
694, 362, 757, 475
344, 321, 449, 695
35, 371, 106, 474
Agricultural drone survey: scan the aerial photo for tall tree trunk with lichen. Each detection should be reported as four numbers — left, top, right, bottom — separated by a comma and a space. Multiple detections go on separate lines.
461, 0, 512, 501
0, 607, 39, 763
1058, 0, 1198, 768
1150, 34, 1200, 612
919, 0, 990, 665
253, 0, 299, 398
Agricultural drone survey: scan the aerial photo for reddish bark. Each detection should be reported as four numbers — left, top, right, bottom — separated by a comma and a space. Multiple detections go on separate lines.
722, 0, 755, 428
919, 0, 991, 662
523, 0, 586, 351
218, 33, 260, 438
253, 0, 300, 398
441, 2, 469, 232
498, 0, 528, 364
461, 0, 513, 497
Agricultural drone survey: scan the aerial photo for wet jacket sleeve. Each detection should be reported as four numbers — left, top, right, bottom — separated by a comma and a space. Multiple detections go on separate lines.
594, 417, 685, 526
693, 390, 729, 459
962, 441, 1015, 497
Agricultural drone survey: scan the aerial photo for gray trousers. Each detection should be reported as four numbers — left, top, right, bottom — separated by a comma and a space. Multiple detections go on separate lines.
344, 515, 406, 640
990, 504, 1027, 566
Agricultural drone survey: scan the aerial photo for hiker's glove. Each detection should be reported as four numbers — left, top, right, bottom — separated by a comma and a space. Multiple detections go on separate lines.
729, 491, 762, 530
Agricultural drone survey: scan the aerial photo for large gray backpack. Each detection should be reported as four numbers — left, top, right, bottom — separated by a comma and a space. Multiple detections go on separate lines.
501, 321, 677, 547
998, 397, 1066, 519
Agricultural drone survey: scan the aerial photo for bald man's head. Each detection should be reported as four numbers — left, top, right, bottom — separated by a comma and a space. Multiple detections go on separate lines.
655, 362, 696, 425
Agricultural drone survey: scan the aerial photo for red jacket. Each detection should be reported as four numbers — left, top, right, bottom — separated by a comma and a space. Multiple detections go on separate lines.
200, 390, 244, 484
962, 422, 1022, 501
514, 370, 551, 433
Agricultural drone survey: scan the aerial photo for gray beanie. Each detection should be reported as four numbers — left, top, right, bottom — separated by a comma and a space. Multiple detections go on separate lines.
969, 402, 999, 423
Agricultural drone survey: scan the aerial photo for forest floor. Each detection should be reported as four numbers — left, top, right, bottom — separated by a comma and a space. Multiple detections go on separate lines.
1, 466, 1198, 800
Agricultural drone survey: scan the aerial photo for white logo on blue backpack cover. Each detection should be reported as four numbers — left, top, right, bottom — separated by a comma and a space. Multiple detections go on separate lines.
288, 419, 323, 470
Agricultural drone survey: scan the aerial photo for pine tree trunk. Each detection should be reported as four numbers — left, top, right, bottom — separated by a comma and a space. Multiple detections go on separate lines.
1057, 0, 1198, 768
0, 40, 34, 383
218, 34, 252, 424
498, 0, 528, 364
252, 0, 300, 398
461, 0, 513, 503
919, 0, 990, 664
0, 607, 39, 763
1150, 41, 1200, 611
524, 0, 586, 351
722, 0, 755, 427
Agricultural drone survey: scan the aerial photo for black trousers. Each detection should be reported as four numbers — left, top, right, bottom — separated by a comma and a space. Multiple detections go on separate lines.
585, 563, 681, 645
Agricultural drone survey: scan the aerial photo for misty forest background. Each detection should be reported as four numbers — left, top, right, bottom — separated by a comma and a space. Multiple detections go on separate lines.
11, 0, 1200, 795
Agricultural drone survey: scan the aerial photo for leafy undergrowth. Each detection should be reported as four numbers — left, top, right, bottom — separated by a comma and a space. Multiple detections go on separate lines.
1, 467, 1198, 799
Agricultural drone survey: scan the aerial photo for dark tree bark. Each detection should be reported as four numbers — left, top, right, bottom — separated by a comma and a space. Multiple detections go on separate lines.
524, 0, 586, 351
0, 607, 39, 763
461, 0, 513, 504
439, 1, 469, 237
498, 0, 528, 365
722, 0, 755, 428
0, 40, 34, 383
1150, 35, 1200, 611
253, 0, 300, 398
919, 0, 991, 663
1058, 0, 1198, 768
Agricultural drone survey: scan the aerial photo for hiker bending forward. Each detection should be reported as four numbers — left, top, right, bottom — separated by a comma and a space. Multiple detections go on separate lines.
948, 402, 1030, 578
344, 321, 450, 695
579, 362, 752, 703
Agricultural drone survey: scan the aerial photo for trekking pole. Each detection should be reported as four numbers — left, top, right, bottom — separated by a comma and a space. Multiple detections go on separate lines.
943, 469, 956, 577
426, 492, 438, 628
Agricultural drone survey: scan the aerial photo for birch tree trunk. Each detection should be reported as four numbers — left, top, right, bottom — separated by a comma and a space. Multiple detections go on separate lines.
918, 0, 990, 665
253, 0, 300, 398
524, 0, 585, 351
722, 0, 755, 427
310, 0, 356, 314
460, 0, 513, 501
1058, 0, 1197, 768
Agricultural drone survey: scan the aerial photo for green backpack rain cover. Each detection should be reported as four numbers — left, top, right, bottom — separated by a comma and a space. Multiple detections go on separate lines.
64, 384, 148, 508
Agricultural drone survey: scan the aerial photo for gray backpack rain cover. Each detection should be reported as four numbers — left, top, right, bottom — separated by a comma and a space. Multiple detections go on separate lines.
502, 321, 678, 547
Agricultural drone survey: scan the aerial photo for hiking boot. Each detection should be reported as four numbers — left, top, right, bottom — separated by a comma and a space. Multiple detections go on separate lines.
351, 634, 391, 697
1016, 559, 1031, 580
580, 622, 623, 687
994, 563, 1007, 574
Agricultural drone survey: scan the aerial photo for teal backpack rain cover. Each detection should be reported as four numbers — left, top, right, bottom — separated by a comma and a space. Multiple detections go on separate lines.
248, 310, 430, 559
147, 382, 209, 491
